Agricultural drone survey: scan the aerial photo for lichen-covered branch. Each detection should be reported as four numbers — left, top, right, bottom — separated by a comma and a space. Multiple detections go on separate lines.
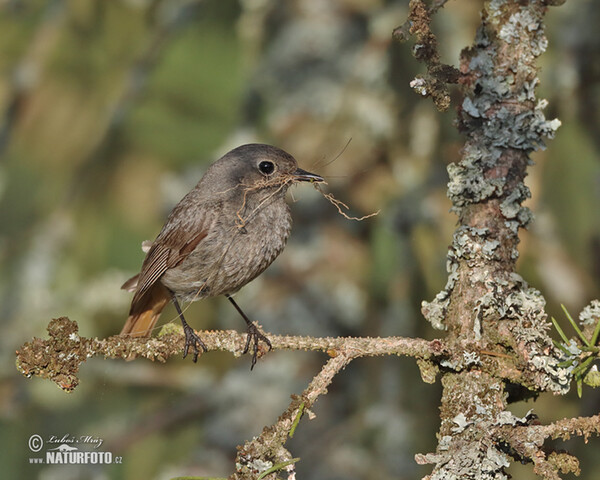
15, 317, 446, 392
497, 413, 600, 479
414, 0, 571, 479
417, 411, 600, 480
394, 0, 461, 111
16, 316, 447, 478
232, 353, 354, 479
14, 2, 594, 480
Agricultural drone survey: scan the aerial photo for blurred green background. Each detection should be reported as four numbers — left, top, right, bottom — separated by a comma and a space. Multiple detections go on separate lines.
1, 1, 599, 479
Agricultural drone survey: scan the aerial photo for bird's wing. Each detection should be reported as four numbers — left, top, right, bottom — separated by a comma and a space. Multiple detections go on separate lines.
130, 203, 214, 308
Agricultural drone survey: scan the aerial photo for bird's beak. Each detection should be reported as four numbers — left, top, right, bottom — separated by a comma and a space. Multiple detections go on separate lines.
292, 167, 324, 183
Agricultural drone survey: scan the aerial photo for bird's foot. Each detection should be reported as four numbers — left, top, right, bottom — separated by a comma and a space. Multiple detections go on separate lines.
244, 322, 272, 370
182, 323, 207, 363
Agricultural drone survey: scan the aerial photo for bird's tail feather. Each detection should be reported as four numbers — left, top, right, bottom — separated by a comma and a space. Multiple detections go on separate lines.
121, 283, 170, 337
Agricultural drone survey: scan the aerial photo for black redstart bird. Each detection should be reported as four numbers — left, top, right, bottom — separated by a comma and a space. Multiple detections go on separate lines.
120, 143, 323, 367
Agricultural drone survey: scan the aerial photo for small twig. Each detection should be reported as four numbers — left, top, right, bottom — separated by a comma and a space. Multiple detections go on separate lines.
498, 413, 600, 477
393, 0, 460, 111
232, 353, 355, 479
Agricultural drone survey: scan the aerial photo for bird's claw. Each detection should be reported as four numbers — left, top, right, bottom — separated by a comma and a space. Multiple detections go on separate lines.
244, 322, 272, 370
182, 324, 207, 363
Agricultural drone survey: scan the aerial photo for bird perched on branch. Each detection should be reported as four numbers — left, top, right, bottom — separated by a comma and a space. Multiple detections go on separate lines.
120, 143, 323, 368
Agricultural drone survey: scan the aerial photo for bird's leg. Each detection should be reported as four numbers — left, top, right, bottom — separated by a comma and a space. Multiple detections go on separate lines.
226, 295, 272, 370
170, 293, 207, 362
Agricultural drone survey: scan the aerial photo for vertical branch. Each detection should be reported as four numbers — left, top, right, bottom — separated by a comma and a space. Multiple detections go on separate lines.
422, 0, 565, 387
417, 1, 566, 479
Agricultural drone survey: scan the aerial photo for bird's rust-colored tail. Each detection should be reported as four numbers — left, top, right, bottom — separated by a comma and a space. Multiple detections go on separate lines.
121, 280, 170, 337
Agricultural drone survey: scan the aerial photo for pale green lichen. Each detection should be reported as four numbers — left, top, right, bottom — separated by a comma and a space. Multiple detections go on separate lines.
498, 8, 548, 56
426, 406, 538, 480
423, 226, 513, 331
410, 76, 429, 96
422, 291, 450, 331
579, 299, 600, 326
447, 154, 505, 208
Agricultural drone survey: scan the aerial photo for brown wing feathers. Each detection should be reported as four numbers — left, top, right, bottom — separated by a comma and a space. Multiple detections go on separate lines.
120, 221, 209, 337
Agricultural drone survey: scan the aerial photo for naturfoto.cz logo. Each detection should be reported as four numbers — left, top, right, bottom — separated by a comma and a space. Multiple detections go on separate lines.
28, 434, 122, 465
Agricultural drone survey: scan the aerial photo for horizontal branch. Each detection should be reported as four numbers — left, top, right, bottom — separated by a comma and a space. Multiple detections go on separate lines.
496, 413, 600, 480
15, 317, 447, 391
501, 413, 600, 446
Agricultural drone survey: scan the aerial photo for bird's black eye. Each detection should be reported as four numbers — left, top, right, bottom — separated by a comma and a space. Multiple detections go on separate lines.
258, 160, 275, 175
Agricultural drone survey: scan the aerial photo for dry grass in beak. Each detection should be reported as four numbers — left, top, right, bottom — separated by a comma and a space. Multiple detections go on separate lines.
313, 183, 380, 221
